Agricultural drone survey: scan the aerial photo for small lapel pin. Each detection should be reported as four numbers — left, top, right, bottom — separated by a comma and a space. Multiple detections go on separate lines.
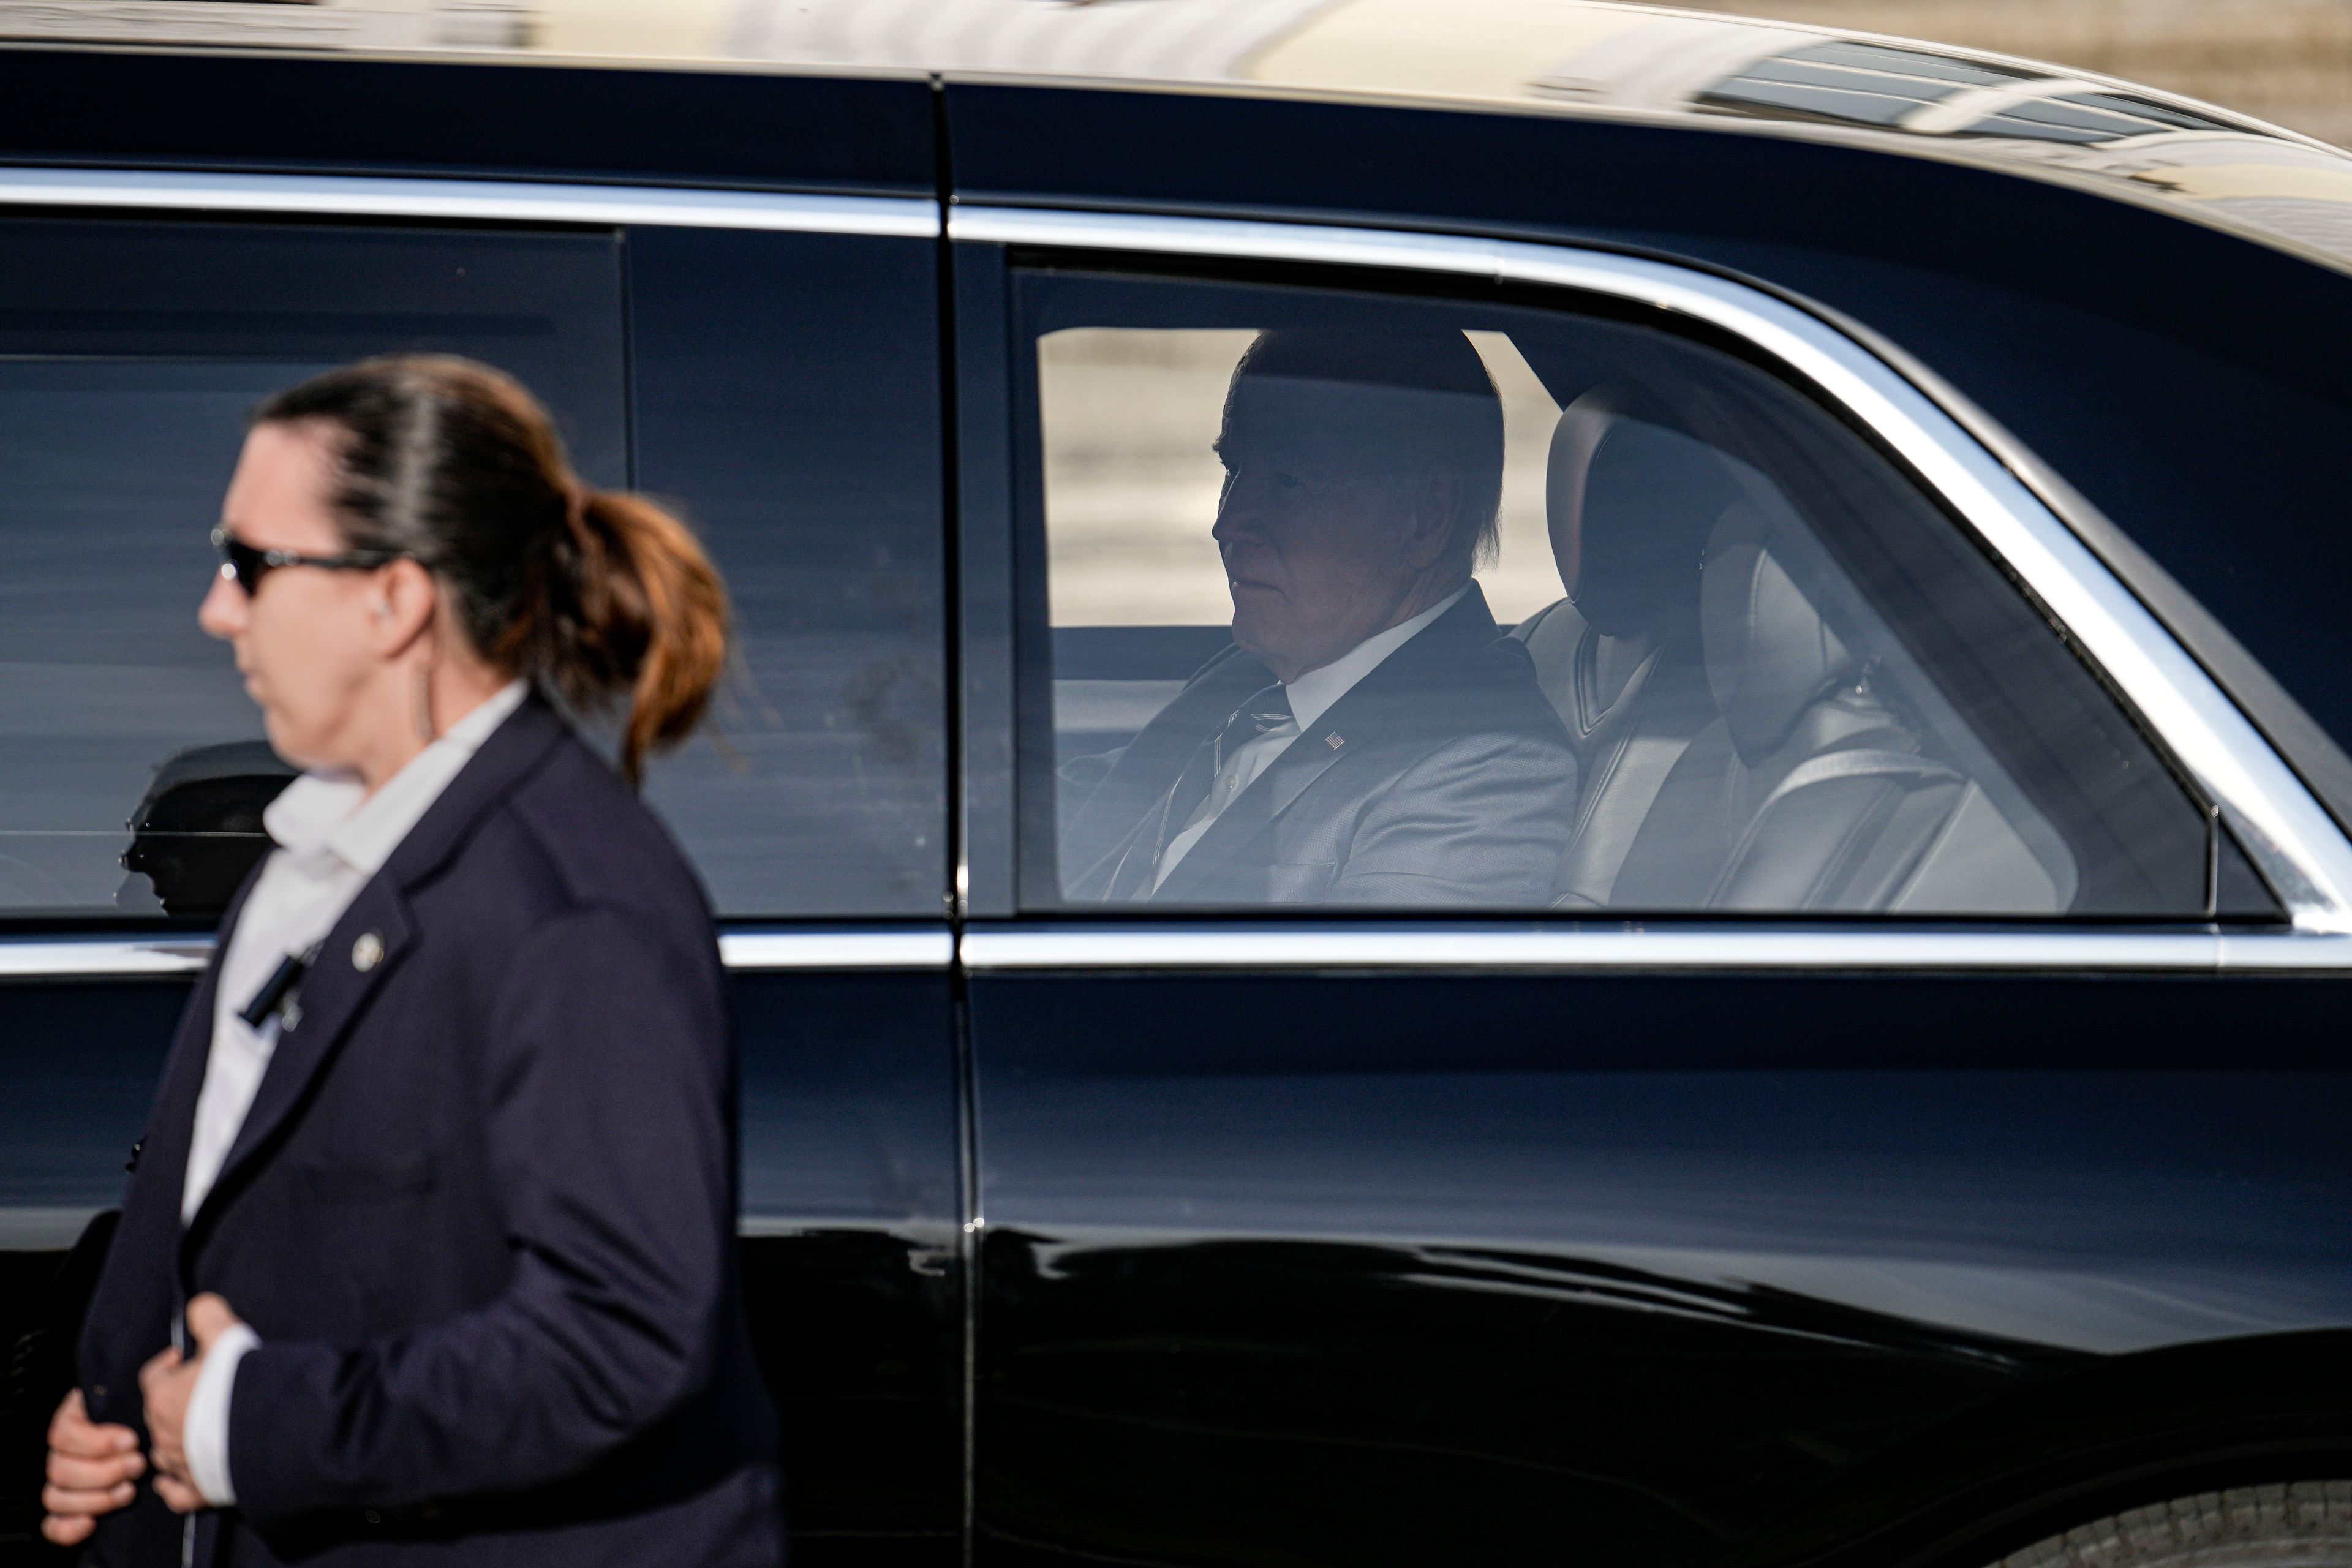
352, 932, 385, 973
281, 1000, 303, 1031
1325, 732, 1344, 750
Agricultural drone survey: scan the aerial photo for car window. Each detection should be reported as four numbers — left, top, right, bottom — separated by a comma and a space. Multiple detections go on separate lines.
627, 228, 948, 919
0, 219, 625, 921
1012, 269, 2215, 916
0, 219, 949, 925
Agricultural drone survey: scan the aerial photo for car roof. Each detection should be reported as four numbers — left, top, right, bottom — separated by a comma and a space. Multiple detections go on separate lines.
10, 0, 2352, 274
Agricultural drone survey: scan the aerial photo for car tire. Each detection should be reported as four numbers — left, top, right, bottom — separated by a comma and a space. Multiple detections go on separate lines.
1994, 1482, 2352, 1566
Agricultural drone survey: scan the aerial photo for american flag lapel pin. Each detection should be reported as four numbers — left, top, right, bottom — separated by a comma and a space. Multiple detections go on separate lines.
1325, 732, 1344, 749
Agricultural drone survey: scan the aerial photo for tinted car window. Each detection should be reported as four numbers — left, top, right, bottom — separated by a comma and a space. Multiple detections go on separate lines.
1013, 270, 2212, 915
0, 219, 950, 923
627, 228, 948, 918
0, 219, 624, 920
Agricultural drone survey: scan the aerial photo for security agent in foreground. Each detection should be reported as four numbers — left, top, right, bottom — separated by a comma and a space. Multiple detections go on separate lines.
1060, 328, 1577, 907
53, 356, 777, 1567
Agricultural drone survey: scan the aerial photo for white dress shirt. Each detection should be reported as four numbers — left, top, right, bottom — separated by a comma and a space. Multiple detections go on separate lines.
178, 679, 528, 1509
1154, 583, 1469, 888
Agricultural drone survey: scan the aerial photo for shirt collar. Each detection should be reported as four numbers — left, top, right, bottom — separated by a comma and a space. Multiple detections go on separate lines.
1281, 582, 1470, 733
262, 679, 530, 876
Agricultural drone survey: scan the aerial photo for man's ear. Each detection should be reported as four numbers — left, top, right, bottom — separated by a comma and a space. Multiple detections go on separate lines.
369, 558, 440, 657
1403, 470, 1467, 571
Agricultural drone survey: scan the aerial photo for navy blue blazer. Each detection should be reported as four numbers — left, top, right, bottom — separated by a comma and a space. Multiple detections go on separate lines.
77, 695, 780, 1567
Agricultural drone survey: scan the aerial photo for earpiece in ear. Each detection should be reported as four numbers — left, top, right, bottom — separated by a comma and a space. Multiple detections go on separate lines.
374, 601, 391, 619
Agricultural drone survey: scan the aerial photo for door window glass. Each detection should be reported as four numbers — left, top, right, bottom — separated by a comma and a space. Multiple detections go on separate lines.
627, 228, 948, 918
1014, 270, 2214, 916
0, 219, 625, 921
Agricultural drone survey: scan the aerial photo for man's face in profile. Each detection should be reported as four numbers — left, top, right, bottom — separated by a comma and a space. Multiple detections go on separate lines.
1210, 447, 1433, 679
1212, 434, 1460, 682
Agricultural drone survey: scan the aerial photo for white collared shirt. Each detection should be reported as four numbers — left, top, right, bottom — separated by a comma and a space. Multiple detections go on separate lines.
1153, 583, 1469, 888
179, 678, 528, 1508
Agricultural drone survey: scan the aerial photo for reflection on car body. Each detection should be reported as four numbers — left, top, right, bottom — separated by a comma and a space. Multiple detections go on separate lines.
116, 742, 296, 917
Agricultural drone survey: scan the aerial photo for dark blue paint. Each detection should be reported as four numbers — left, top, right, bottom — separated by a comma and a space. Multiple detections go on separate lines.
737, 973, 959, 1231
0, 48, 934, 194
0, 981, 183, 1221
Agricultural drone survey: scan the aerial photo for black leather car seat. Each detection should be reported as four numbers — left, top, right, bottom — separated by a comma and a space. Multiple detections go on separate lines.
1605, 497, 1973, 911
1514, 394, 1732, 907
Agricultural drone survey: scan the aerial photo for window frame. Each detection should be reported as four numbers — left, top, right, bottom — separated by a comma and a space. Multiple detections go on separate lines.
949, 206, 2352, 961
1005, 265, 2196, 918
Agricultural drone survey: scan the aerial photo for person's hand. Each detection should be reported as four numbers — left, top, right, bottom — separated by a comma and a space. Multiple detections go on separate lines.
41, 1388, 144, 1545
140, 1293, 242, 1515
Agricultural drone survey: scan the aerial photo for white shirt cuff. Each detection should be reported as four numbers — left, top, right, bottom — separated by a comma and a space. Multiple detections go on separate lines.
183, 1322, 261, 1509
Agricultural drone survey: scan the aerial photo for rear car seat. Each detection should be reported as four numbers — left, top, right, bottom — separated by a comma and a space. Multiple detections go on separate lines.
1513, 394, 1729, 907
1605, 497, 1973, 911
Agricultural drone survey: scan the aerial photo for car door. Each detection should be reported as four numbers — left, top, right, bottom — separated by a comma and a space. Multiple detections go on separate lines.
0, 185, 963, 1567
949, 215, 2352, 1567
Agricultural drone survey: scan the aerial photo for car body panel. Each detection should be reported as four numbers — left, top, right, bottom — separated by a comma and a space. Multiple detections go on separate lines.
736, 970, 962, 1565
967, 969, 2352, 1566
0, 26, 2339, 1568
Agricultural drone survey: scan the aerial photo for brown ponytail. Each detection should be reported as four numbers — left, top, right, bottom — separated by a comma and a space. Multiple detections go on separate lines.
519, 488, 728, 783
254, 355, 730, 785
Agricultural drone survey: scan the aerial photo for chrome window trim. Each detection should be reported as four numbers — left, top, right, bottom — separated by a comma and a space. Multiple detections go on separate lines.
9, 924, 2342, 979
0, 937, 214, 979
718, 927, 956, 970
952, 205, 2352, 935
0, 167, 939, 237
0, 927, 954, 980
961, 924, 2352, 972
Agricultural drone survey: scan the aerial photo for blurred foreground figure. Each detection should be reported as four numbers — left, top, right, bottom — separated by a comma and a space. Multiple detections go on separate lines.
50, 355, 779, 1567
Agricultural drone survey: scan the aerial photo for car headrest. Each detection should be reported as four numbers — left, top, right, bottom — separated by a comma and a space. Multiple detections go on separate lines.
1547, 394, 1742, 638
1701, 502, 1858, 761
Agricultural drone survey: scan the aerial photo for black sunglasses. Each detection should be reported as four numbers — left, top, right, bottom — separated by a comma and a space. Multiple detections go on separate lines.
212, 526, 402, 597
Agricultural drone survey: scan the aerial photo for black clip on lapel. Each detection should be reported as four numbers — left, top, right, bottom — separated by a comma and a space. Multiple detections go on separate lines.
238, 942, 322, 1030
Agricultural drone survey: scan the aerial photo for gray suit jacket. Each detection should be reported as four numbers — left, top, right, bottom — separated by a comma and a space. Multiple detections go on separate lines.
1060, 585, 1579, 907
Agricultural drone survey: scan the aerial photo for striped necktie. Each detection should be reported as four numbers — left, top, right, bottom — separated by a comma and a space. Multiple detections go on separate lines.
1102, 684, 1293, 901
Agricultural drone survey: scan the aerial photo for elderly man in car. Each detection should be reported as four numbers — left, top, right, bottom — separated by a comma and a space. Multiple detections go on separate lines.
1059, 326, 1577, 907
